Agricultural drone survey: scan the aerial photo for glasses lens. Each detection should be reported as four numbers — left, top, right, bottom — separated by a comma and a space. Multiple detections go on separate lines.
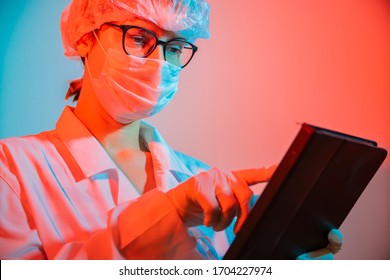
124, 27, 156, 57
165, 40, 194, 67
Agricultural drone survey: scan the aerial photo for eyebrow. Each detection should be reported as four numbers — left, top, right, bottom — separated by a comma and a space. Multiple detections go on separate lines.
122, 19, 186, 41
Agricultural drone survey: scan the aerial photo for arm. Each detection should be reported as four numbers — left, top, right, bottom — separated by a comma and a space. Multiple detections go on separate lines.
0, 176, 201, 260
0, 177, 45, 259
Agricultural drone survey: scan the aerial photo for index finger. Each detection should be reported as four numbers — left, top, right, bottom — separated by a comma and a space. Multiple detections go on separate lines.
232, 164, 278, 186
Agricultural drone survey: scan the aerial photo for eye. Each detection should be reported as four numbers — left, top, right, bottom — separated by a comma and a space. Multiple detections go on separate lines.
128, 35, 147, 47
167, 45, 182, 55
166, 42, 186, 56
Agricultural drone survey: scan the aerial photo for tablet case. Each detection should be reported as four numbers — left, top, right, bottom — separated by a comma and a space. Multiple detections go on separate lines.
224, 123, 388, 259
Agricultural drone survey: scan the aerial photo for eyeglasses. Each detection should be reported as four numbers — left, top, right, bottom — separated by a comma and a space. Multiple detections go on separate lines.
105, 23, 198, 68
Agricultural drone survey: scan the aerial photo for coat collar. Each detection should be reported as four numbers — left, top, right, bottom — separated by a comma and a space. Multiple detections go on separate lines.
55, 106, 194, 189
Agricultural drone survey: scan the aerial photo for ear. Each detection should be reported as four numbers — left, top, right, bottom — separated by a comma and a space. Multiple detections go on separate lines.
76, 32, 95, 58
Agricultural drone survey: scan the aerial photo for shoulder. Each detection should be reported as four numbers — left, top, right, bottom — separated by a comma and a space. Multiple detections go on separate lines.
0, 131, 57, 192
0, 130, 56, 164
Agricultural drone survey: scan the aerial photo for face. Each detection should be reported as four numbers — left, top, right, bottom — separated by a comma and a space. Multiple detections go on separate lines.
74, 17, 185, 126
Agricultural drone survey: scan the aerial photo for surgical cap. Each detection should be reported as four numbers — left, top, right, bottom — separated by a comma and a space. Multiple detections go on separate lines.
60, 0, 211, 58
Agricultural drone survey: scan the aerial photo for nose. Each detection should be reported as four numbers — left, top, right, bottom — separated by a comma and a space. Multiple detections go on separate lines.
148, 44, 165, 60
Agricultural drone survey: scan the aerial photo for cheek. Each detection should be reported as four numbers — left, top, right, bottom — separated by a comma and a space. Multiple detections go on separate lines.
86, 47, 106, 78
87, 31, 123, 77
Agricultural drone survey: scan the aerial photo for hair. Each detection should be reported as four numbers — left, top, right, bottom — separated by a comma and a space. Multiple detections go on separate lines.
65, 73, 83, 102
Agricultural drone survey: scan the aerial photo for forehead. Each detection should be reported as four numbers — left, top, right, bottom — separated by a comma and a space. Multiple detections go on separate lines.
116, 17, 184, 40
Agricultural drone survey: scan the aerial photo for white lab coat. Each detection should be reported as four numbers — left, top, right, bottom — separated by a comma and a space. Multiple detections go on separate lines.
0, 106, 233, 259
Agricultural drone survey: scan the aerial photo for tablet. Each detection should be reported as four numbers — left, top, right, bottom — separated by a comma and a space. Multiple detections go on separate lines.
224, 123, 387, 259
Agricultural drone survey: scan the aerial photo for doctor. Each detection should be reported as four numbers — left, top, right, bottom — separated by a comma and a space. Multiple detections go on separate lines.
0, 0, 342, 259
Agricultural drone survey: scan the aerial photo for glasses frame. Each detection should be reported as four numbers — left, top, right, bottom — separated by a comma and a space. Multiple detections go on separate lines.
105, 23, 198, 68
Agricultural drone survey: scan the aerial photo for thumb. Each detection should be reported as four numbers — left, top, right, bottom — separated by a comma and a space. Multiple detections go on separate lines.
327, 229, 344, 254
232, 164, 278, 186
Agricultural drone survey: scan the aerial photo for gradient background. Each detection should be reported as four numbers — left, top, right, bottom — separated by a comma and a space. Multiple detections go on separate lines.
0, 0, 389, 259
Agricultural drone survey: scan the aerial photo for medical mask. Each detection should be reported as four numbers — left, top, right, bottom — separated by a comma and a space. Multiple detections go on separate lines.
85, 38, 181, 124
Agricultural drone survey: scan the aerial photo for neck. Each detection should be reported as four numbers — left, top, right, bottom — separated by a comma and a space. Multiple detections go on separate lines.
74, 74, 143, 153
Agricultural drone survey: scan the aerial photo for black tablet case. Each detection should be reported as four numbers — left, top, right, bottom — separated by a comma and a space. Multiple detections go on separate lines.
224, 123, 387, 259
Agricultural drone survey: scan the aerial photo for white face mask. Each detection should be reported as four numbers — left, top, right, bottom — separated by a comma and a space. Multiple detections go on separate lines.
86, 37, 181, 124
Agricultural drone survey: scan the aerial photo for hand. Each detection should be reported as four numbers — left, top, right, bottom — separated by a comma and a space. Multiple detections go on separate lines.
296, 229, 344, 260
166, 165, 277, 233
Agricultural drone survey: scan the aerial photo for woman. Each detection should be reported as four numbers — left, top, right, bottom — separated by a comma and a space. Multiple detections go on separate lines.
0, 0, 342, 259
